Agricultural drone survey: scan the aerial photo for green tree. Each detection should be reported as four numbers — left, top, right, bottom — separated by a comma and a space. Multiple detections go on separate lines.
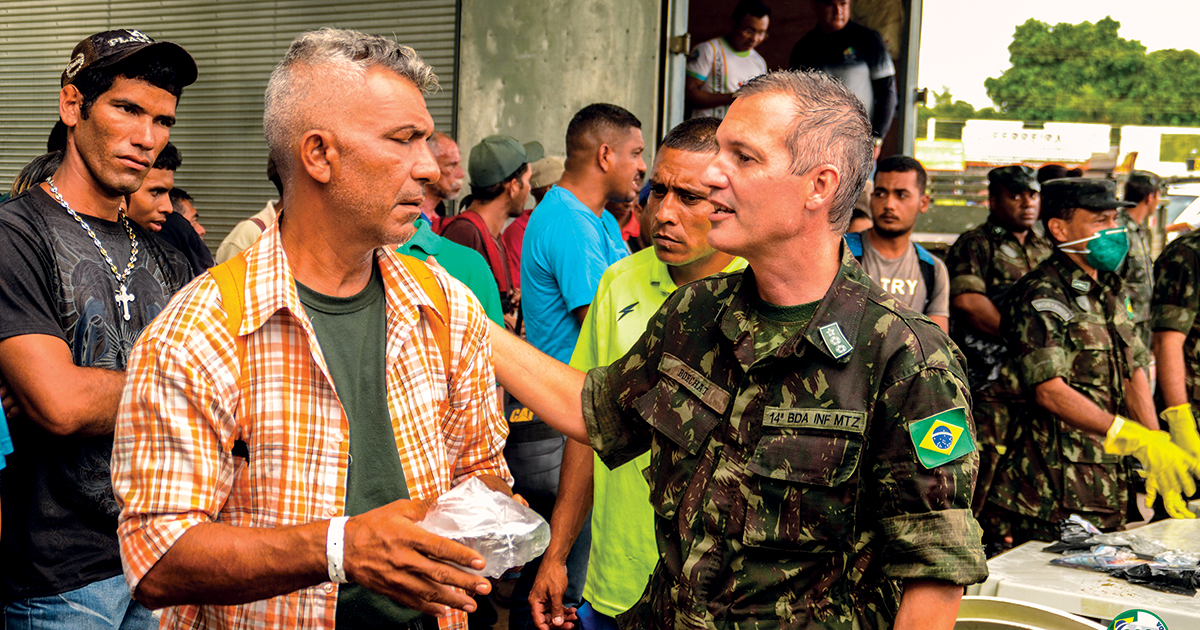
984, 17, 1200, 126
916, 87, 1000, 140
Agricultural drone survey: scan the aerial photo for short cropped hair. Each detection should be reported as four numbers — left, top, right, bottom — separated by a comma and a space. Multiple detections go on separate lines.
875, 155, 927, 193
1037, 164, 1070, 185
660, 116, 720, 154
565, 103, 642, 161
736, 70, 873, 232
733, 0, 771, 22
169, 187, 192, 213
264, 28, 437, 178
72, 54, 185, 120
1125, 178, 1159, 205
152, 142, 181, 171
470, 162, 529, 203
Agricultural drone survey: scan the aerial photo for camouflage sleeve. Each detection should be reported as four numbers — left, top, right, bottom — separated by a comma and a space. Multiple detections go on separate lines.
945, 232, 989, 297
581, 299, 667, 469
1151, 240, 1200, 333
1003, 289, 1070, 388
871, 327, 987, 585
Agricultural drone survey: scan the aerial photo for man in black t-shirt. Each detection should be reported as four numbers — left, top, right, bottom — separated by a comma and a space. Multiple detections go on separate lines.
0, 29, 194, 629
790, 0, 897, 151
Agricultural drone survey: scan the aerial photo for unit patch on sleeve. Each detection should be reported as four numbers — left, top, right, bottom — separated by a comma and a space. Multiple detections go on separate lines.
909, 407, 975, 468
1032, 298, 1074, 322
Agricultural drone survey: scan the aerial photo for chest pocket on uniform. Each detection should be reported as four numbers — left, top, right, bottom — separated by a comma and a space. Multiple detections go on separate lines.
742, 426, 863, 551
632, 356, 726, 520
1066, 314, 1114, 383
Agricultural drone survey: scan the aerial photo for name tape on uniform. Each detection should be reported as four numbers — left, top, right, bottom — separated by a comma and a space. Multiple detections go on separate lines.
763, 407, 866, 433
908, 407, 975, 469
660, 353, 730, 413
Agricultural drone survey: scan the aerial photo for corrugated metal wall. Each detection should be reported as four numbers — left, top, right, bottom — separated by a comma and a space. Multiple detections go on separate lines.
0, 0, 459, 250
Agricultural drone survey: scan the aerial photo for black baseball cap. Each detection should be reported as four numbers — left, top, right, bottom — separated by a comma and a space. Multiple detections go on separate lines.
61, 29, 197, 89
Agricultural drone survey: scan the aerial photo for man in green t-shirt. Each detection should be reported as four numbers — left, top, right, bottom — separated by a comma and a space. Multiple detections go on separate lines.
528, 117, 745, 629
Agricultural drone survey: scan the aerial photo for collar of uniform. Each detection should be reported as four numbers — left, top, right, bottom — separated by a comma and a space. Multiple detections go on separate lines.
403, 218, 443, 257
1047, 247, 1116, 295
717, 245, 867, 363
239, 216, 432, 352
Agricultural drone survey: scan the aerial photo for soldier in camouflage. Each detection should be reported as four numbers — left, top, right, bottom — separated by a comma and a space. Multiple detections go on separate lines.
1120, 170, 1162, 351
983, 178, 1200, 544
1151, 221, 1200, 513
944, 165, 1052, 528
491, 70, 987, 630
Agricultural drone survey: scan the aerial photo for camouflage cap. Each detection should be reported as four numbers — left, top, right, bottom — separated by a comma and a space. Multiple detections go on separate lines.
989, 165, 1040, 193
1042, 177, 1135, 214
1127, 170, 1164, 194
62, 29, 197, 88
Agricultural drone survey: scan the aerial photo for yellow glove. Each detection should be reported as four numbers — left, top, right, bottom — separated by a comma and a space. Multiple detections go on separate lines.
1106, 416, 1200, 517
1162, 404, 1200, 459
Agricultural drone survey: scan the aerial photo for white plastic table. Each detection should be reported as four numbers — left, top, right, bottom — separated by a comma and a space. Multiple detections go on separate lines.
967, 518, 1200, 627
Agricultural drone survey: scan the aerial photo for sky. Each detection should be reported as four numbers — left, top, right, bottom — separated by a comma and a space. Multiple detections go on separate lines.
919, 0, 1199, 109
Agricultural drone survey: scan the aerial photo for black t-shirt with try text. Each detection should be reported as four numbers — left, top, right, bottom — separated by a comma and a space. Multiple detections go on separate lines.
0, 186, 190, 599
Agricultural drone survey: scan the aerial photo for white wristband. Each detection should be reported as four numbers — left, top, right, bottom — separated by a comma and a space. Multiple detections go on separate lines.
326, 516, 349, 584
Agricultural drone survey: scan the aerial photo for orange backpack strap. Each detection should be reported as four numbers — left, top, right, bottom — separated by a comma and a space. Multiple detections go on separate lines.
397, 254, 452, 380
207, 251, 250, 457
209, 251, 249, 341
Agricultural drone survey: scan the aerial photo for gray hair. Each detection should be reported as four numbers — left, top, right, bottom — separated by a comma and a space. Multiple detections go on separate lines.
736, 70, 874, 232
263, 28, 438, 175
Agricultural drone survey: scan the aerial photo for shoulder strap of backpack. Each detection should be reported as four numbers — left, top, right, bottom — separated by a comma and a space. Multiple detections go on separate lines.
397, 254, 452, 380
209, 251, 248, 350
913, 242, 938, 312
207, 252, 250, 457
843, 231, 864, 261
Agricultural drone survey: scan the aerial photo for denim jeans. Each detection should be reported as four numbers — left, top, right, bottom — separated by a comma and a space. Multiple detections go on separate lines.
577, 600, 620, 630
4, 575, 156, 630
500, 415, 592, 630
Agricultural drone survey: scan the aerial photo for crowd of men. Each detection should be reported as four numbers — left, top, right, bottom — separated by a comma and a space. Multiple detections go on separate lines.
2, 2, 1200, 630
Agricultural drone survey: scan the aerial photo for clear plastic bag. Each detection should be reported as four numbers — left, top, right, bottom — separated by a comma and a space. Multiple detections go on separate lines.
416, 477, 550, 578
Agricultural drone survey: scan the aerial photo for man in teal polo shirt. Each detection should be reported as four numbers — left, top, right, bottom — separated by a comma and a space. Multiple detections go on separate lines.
528, 117, 745, 630
398, 218, 504, 326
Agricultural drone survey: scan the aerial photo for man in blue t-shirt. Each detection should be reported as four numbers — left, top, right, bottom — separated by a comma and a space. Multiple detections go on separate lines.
521, 103, 644, 364
510, 103, 644, 628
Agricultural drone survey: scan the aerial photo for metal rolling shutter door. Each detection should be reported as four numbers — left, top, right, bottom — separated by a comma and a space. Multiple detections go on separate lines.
0, 0, 459, 251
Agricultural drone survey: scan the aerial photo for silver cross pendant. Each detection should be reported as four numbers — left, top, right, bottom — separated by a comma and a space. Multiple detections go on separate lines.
115, 284, 136, 321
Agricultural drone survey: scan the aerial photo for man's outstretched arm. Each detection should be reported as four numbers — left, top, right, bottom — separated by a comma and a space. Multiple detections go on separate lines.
488, 320, 588, 443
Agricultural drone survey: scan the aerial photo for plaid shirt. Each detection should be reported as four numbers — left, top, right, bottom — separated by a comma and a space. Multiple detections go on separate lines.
112, 220, 511, 629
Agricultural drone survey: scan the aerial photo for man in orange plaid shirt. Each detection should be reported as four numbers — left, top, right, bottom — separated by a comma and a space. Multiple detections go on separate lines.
111, 29, 513, 630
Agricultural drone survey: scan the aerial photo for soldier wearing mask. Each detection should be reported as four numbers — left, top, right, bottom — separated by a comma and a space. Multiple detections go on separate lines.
983, 178, 1200, 548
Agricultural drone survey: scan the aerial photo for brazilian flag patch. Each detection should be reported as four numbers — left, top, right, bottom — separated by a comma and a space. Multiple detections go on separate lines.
909, 407, 975, 469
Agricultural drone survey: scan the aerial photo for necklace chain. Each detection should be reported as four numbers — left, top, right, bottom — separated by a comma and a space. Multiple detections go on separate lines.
46, 176, 139, 285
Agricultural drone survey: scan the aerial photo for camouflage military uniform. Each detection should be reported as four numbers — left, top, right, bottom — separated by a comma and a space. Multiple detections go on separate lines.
1118, 209, 1154, 350
1152, 229, 1200, 402
945, 217, 1052, 516
581, 248, 988, 630
986, 250, 1149, 537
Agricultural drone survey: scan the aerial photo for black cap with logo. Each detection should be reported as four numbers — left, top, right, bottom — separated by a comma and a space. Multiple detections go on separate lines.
61, 29, 197, 88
